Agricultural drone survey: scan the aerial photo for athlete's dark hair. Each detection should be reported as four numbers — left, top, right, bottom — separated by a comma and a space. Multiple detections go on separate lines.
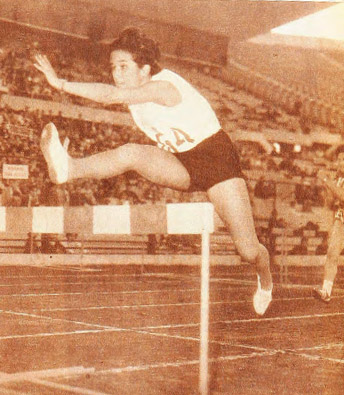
109, 28, 161, 75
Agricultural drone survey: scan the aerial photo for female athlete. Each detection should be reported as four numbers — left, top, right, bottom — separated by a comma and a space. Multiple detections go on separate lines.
34, 28, 273, 315
314, 154, 344, 303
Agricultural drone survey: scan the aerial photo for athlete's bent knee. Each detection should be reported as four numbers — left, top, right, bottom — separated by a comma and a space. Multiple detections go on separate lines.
236, 244, 259, 264
116, 143, 141, 170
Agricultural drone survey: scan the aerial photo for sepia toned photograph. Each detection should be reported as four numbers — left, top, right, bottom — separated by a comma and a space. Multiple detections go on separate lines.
0, 0, 343, 393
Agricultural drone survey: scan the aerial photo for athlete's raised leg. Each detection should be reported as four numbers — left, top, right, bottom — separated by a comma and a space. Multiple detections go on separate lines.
41, 122, 190, 190
207, 178, 273, 315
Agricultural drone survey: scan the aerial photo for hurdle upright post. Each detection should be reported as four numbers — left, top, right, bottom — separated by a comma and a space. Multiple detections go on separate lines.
164, 202, 213, 394
199, 227, 210, 395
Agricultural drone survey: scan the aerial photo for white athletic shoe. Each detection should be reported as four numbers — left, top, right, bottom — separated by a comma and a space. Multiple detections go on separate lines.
253, 275, 272, 316
312, 287, 331, 303
40, 122, 69, 184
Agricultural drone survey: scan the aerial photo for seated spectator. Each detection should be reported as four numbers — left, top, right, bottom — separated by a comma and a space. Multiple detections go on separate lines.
315, 237, 328, 255
303, 221, 319, 232
254, 177, 276, 199
290, 237, 308, 255
41, 234, 66, 254
24, 232, 41, 253
147, 234, 158, 255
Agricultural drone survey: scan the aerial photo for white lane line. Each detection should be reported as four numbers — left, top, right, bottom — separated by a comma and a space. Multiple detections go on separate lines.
0, 353, 277, 392
0, 309, 277, 355
0, 287, 204, 298
0, 279, 198, 288
96, 350, 278, 376
3, 309, 342, 369
33, 294, 344, 312
0, 274, 148, 280
0, 366, 94, 384
0, 388, 26, 395
277, 343, 344, 365
0, 276, 200, 285
0, 308, 276, 355
36, 300, 245, 312
219, 311, 344, 325
0, 329, 119, 341
135, 328, 274, 353
0, 275, 259, 289
0, 272, 241, 280
4, 305, 344, 336
136, 311, 344, 330
23, 378, 110, 395
0, 309, 196, 345
293, 342, 344, 351
0, 310, 119, 330
291, 352, 344, 365
0, 308, 342, 353
0, 321, 273, 356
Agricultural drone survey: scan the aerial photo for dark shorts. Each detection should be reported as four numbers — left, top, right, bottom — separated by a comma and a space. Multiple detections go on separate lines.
174, 130, 244, 192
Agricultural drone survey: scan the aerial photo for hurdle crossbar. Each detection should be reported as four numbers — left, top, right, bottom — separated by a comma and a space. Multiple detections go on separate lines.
0, 202, 214, 394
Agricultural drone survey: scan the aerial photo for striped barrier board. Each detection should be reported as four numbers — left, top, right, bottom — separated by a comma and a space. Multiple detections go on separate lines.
0, 203, 214, 235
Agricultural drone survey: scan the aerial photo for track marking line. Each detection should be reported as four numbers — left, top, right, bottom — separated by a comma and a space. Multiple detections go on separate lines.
288, 351, 344, 365
31, 294, 344, 313
0, 278, 198, 288
0, 366, 94, 384
0, 309, 207, 345
0, 307, 274, 354
220, 311, 344, 325
1, 309, 122, 330
0, 328, 120, 341
0, 287, 206, 298
136, 310, 344, 330
23, 378, 110, 395
0, 306, 280, 355
0, 273, 145, 280
0, 322, 274, 357
0, 308, 280, 355
1, 308, 343, 350
293, 342, 344, 351
36, 299, 247, 312
95, 350, 278, 376
0, 273, 199, 281
135, 327, 277, 353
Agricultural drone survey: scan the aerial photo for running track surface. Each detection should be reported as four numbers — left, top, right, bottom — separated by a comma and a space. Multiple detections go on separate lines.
0, 262, 343, 394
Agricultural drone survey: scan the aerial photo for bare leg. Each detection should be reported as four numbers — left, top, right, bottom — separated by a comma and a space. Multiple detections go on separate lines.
41, 123, 190, 190
208, 178, 272, 288
323, 220, 344, 292
208, 178, 272, 315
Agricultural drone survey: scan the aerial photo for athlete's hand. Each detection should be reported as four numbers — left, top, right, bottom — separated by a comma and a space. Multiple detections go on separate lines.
34, 54, 64, 90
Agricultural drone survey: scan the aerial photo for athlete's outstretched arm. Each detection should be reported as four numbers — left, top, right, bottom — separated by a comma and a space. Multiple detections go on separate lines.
33, 54, 180, 106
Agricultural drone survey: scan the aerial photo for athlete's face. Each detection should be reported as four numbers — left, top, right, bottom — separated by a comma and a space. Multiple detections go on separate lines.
110, 50, 148, 88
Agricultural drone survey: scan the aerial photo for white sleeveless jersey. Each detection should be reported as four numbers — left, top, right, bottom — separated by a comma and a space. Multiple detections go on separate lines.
128, 69, 221, 153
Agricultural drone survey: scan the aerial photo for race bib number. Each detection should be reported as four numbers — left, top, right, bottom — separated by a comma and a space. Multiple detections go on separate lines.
154, 127, 195, 152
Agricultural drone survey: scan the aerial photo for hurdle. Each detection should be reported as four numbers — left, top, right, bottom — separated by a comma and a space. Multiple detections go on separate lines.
0, 202, 214, 395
